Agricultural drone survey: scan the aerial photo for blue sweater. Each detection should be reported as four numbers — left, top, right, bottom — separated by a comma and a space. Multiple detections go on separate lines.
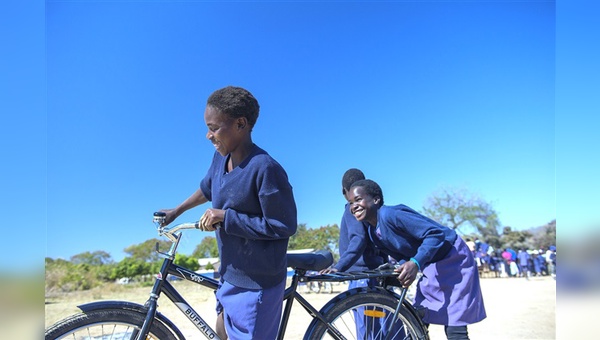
334, 204, 384, 272
200, 145, 297, 289
368, 205, 457, 267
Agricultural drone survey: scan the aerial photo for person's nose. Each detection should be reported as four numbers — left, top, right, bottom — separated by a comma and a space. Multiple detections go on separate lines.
206, 130, 213, 140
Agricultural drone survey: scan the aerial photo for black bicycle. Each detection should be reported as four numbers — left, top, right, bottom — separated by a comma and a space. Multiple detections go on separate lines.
45, 213, 429, 340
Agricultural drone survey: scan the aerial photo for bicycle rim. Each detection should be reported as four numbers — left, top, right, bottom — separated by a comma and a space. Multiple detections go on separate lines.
52, 322, 156, 340
45, 309, 177, 340
328, 304, 419, 339
305, 290, 427, 340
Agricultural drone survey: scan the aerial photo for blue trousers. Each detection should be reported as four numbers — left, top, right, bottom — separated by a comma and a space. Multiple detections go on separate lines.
216, 279, 285, 340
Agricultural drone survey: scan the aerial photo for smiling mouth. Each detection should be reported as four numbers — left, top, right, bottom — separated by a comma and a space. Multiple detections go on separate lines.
352, 207, 365, 219
211, 141, 228, 155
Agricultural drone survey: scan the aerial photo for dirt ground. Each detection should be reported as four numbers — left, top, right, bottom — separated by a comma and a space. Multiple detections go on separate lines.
46, 275, 556, 339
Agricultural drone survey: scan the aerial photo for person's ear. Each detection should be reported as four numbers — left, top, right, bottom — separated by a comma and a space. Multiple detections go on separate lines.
236, 118, 247, 130
374, 196, 381, 205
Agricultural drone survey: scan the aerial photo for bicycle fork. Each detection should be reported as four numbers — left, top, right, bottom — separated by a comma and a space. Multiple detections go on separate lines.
134, 293, 160, 340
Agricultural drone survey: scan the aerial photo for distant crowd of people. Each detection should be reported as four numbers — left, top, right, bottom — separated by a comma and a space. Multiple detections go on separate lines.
466, 238, 556, 279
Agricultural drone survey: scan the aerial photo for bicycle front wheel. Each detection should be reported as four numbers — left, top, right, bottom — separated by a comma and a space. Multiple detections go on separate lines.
305, 288, 427, 340
45, 308, 179, 340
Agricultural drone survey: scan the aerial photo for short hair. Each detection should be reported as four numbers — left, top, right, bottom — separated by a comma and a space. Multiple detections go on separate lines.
342, 168, 365, 191
207, 86, 260, 127
350, 179, 384, 205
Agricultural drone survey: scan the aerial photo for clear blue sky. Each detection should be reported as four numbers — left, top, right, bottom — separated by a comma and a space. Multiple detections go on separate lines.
7, 1, 599, 270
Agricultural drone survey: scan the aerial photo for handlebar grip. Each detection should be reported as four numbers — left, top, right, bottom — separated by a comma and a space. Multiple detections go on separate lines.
192, 222, 220, 229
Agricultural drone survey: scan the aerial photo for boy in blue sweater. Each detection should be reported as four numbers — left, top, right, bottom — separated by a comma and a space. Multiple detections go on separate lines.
321, 169, 385, 275
347, 179, 486, 340
159, 86, 297, 339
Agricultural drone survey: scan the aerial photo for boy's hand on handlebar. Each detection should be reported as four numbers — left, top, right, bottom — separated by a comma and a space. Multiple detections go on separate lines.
394, 261, 418, 288
200, 208, 225, 231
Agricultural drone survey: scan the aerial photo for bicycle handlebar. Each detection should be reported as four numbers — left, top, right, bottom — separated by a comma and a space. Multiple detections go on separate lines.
153, 212, 201, 243
151, 212, 400, 281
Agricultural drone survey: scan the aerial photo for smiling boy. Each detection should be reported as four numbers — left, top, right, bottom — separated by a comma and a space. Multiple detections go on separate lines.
159, 86, 297, 339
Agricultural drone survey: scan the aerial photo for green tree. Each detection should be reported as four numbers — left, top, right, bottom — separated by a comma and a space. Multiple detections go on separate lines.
174, 253, 200, 271
94, 262, 116, 282
111, 257, 151, 278
148, 260, 163, 278
70, 250, 113, 266
289, 224, 340, 255
532, 220, 556, 250
422, 186, 501, 240
312, 224, 340, 255
288, 224, 311, 250
193, 236, 219, 258
500, 226, 533, 251
45, 258, 73, 292
124, 238, 172, 262
45, 257, 106, 292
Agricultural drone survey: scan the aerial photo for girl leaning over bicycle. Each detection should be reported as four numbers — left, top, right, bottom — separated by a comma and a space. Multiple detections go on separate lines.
346, 179, 487, 340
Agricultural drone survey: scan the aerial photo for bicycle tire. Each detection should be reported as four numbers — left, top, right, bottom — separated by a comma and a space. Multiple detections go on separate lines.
45, 308, 180, 340
304, 288, 428, 340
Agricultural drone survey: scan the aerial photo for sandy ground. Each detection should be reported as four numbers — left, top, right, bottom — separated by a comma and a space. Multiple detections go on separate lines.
46, 275, 556, 339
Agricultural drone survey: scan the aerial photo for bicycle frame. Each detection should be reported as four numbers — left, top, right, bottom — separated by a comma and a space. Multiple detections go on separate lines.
279, 268, 348, 340
135, 250, 350, 340
46, 214, 427, 340
133, 215, 340, 340
135, 250, 220, 339
131, 215, 417, 340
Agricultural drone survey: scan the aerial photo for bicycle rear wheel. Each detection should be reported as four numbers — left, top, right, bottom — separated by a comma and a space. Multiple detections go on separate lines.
45, 308, 179, 340
304, 288, 427, 340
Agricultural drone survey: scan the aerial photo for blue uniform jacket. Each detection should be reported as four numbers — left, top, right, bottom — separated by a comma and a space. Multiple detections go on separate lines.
368, 205, 457, 267
200, 145, 297, 289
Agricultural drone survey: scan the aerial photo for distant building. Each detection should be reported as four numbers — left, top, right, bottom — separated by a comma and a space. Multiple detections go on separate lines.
197, 257, 220, 279
197, 257, 220, 271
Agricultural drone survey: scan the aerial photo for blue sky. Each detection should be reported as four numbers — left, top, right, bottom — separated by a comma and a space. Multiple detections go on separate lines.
6, 1, 598, 270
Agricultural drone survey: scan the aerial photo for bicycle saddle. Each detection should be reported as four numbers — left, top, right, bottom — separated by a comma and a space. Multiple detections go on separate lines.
286, 250, 333, 271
